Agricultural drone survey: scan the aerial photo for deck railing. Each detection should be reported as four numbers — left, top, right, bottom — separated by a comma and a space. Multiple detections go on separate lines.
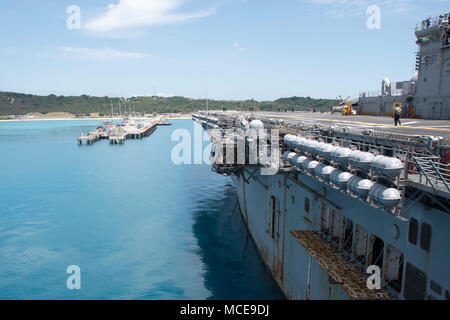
412, 156, 450, 193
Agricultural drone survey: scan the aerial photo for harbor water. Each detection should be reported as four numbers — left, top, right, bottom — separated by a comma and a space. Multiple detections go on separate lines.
0, 119, 284, 300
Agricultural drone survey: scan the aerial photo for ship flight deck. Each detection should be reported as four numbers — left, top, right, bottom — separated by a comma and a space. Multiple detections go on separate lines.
235, 111, 450, 138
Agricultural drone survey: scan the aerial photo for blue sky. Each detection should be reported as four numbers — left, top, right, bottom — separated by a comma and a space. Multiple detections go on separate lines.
0, 0, 449, 100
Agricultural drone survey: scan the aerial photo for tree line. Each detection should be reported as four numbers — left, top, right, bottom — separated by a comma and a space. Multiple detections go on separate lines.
0, 92, 336, 116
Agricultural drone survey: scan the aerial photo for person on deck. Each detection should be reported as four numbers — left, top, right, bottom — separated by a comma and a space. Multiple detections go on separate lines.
394, 106, 402, 126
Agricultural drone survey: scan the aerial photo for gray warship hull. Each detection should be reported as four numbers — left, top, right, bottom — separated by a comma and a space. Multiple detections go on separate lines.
193, 111, 450, 300
230, 167, 449, 300
192, 12, 450, 300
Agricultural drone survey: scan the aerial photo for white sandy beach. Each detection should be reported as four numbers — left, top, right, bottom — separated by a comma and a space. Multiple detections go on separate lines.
0, 115, 192, 123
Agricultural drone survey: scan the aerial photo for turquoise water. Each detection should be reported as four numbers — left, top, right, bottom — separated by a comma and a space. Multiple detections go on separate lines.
0, 119, 284, 300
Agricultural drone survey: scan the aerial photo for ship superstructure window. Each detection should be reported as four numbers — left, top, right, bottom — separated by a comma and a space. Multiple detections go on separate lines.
385, 245, 404, 293
430, 280, 442, 295
354, 225, 368, 266
342, 217, 353, 253
304, 197, 310, 214
404, 263, 427, 300
408, 218, 418, 245
370, 235, 384, 269
270, 196, 276, 239
320, 203, 330, 236
420, 223, 432, 252
330, 210, 342, 244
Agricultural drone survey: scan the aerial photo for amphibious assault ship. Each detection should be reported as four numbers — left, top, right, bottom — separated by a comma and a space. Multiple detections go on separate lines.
192, 13, 450, 300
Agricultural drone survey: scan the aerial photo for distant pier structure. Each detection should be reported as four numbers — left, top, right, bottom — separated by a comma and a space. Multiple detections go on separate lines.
157, 118, 172, 126
78, 118, 163, 145
77, 133, 100, 145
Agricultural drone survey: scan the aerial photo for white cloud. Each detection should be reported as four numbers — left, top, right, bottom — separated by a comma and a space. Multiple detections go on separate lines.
233, 42, 246, 52
60, 46, 150, 60
132, 93, 175, 98
310, 0, 415, 17
85, 0, 214, 33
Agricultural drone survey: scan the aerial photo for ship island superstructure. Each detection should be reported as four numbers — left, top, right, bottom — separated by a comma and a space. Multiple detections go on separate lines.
192, 13, 450, 300
358, 13, 450, 119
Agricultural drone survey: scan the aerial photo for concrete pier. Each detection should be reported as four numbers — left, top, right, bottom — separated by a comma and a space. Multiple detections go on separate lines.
108, 134, 126, 144
77, 119, 159, 145
78, 132, 100, 145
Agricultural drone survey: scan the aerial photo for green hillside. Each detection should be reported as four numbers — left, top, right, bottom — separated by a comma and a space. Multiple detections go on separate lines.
0, 91, 335, 116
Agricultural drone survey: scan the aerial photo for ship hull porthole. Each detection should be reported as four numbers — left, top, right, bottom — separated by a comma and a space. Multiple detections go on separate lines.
391, 224, 400, 239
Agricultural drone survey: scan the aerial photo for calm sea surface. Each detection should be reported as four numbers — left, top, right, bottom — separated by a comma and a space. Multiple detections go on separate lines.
0, 119, 284, 300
